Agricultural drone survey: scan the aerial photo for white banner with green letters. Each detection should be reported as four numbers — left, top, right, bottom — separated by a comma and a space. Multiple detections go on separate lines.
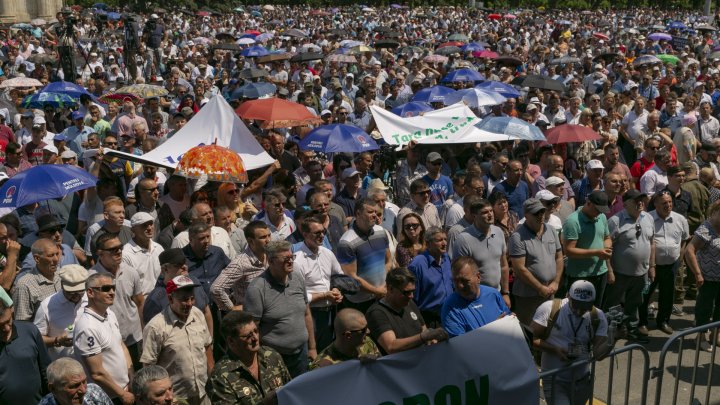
370, 103, 480, 146
277, 316, 538, 405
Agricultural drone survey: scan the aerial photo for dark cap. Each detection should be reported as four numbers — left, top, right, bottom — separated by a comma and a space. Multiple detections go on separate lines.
523, 198, 546, 215
159, 248, 186, 266
36, 214, 63, 234
666, 165, 684, 177
587, 190, 610, 214
622, 189, 647, 202
701, 143, 717, 154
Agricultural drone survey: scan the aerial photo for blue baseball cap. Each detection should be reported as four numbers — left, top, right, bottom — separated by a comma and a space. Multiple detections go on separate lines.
71, 111, 84, 120
53, 134, 67, 142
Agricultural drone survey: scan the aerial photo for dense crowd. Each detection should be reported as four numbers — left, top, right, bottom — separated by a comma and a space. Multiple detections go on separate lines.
1, 4, 720, 405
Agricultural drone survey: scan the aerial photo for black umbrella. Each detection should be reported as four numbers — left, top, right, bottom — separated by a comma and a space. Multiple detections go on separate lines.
327, 29, 347, 37
593, 52, 621, 62
549, 56, 581, 65
215, 32, 235, 42
283, 28, 308, 38
384, 32, 403, 38
374, 26, 393, 33
697, 24, 717, 32
511, 75, 565, 91
239, 68, 269, 79
212, 43, 241, 51
434, 46, 462, 56
290, 52, 324, 63
495, 56, 523, 66
375, 40, 400, 49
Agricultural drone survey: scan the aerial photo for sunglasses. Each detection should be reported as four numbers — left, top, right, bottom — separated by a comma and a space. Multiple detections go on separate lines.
227, 189, 240, 195
92, 284, 116, 292
100, 245, 123, 255
274, 254, 295, 263
346, 326, 369, 335
635, 223, 642, 238
104, 142, 118, 146
404, 223, 421, 230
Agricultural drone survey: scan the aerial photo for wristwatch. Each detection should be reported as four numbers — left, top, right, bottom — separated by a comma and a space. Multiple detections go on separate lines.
501, 291, 510, 296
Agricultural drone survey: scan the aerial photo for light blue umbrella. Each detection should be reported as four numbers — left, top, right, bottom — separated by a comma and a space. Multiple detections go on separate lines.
411, 86, 457, 104
474, 116, 546, 141
391, 102, 433, 117
0, 165, 98, 207
231, 82, 276, 99
299, 124, 379, 153
41, 81, 91, 99
461, 42, 486, 53
648, 32, 672, 41
475, 81, 521, 98
444, 88, 506, 108
240, 45, 269, 57
441, 68, 485, 83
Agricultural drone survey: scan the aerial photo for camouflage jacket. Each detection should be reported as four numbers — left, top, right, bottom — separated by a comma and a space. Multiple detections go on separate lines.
208, 346, 291, 405
310, 336, 381, 369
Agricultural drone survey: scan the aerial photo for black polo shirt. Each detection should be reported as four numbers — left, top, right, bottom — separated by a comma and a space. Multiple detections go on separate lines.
647, 186, 692, 216
366, 299, 425, 355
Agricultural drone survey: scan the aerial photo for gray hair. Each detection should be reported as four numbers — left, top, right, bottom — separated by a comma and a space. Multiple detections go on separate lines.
47, 358, 85, 387
265, 240, 292, 259
132, 365, 169, 400
424, 226, 446, 243
31, 238, 56, 256
86, 272, 114, 289
366, 189, 387, 200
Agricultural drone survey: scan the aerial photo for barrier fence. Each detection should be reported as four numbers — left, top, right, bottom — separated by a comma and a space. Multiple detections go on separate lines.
538, 320, 720, 405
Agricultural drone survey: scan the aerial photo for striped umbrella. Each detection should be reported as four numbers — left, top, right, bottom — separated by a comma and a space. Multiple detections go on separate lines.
113, 84, 169, 99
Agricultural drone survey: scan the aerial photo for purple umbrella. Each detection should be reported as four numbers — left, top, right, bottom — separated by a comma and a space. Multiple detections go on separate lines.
648, 32, 672, 41
390, 3, 403, 8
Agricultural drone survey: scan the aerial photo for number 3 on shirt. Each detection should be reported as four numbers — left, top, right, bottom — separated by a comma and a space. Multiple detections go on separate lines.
86, 336, 95, 348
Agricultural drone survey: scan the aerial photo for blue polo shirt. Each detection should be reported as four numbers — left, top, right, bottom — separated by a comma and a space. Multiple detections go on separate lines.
494, 179, 529, 217
336, 223, 388, 304
408, 250, 453, 314
183, 245, 231, 298
0, 321, 50, 403
441, 285, 510, 338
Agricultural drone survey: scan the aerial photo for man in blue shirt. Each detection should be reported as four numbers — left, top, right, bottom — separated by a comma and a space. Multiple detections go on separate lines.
408, 227, 453, 327
60, 111, 94, 156
494, 159, 530, 217
422, 152, 454, 209
441, 257, 510, 338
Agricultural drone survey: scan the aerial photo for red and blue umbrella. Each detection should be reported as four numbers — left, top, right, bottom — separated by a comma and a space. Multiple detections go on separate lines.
240, 45, 270, 57
411, 85, 457, 104
0, 164, 98, 208
391, 101, 433, 117
299, 124, 379, 153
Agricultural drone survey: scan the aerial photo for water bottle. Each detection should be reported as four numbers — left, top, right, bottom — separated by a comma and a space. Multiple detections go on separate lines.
642, 279, 651, 295
65, 324, 74, 340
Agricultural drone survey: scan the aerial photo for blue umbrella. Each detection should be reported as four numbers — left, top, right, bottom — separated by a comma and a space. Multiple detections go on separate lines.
41, 81, 91, 99
21, 92, 77, 109
251, 10, 262, 17
668, 21, 687, 30
299, 124, 379, 153
475, 81, 521, 98
239, 33, 257, 39
461, 42, 485, 53
648, 32, 672, 41
474, 117, 546, 141
0, 165, 98, 208
441, 68, 485, 83
107, 12, 122, 21
92, 3, 109, 10
411, 86, 457, 104
231, 82, 276, 99
391, 102, 433, 117
240, 45, 270, 57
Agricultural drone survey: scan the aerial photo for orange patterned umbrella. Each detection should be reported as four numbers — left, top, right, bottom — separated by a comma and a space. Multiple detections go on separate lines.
176, 143, 248, 183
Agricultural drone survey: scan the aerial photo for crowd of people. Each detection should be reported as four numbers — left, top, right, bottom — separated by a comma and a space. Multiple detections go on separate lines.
1, 3, 720, 405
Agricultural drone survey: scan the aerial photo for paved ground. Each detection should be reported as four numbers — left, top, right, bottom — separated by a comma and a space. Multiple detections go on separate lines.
589, 299, 720, 405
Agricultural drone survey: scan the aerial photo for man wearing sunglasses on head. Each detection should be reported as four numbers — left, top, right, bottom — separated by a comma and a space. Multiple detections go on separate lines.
605, 189, 655, 343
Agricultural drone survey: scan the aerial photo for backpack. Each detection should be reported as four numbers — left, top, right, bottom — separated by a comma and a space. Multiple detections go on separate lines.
539, 298, 600, 341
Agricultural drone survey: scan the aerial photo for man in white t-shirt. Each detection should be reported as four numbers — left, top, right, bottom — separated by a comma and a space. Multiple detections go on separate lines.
73, 272, 134, 404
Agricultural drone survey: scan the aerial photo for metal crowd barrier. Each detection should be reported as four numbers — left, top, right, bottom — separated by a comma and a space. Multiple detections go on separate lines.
651, 320, 720, 405
539, 344, 650, 405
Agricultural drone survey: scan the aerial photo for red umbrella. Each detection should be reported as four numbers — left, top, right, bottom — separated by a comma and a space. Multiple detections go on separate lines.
438, 41, 465, 48
245, 29, 261, 36
473, 50, 499, 59
488, 13, 502, 20
235, 97, 323, 129
504, 14, 517, 19
544, 125, 603, 144
593, 32, 610, 41
195, 11, 210, 16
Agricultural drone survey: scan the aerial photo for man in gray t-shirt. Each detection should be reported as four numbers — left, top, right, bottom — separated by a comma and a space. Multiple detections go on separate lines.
449, 199, 510, 308
509, 199, 564, 327
605, 190, 654, 341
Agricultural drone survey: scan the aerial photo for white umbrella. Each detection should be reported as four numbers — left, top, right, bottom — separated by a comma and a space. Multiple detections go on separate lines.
443, 88, 507, 109
0, 77, 43, 88
236, 38, 256, 45
263, 5, 275, 11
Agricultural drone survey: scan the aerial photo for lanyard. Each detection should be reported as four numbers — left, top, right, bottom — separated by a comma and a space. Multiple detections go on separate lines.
568, 313, 585, 339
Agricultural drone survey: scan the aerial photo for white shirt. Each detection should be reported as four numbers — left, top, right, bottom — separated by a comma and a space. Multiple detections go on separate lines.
639, 165, 668, 197
261, 214, 296, 241
171, 226, 236, 259
159, 193, 190, 221
34, 291, 85, 360
293, 243, 344, 307
122, 239, 164, 295
74, 307, 130, 392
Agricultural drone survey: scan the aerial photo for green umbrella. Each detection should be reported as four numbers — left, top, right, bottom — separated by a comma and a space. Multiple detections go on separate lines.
710, 51, 720, 60
448, 33, 469, 42
657, 54, 680, 65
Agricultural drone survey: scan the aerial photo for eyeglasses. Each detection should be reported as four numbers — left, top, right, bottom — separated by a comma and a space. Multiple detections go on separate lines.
99, 245, 123, 255
104, 142, 118, 146
542, 200, 559, 206
274, 254, 295, 263
238, 329, 259, 340
346, 326, 369, 335
227, 189, 240, 195
91, 284, 116, 292
404, 223, 421, 230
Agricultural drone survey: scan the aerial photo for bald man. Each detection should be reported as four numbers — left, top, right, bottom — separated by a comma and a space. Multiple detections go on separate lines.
310, 309, 381, 369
